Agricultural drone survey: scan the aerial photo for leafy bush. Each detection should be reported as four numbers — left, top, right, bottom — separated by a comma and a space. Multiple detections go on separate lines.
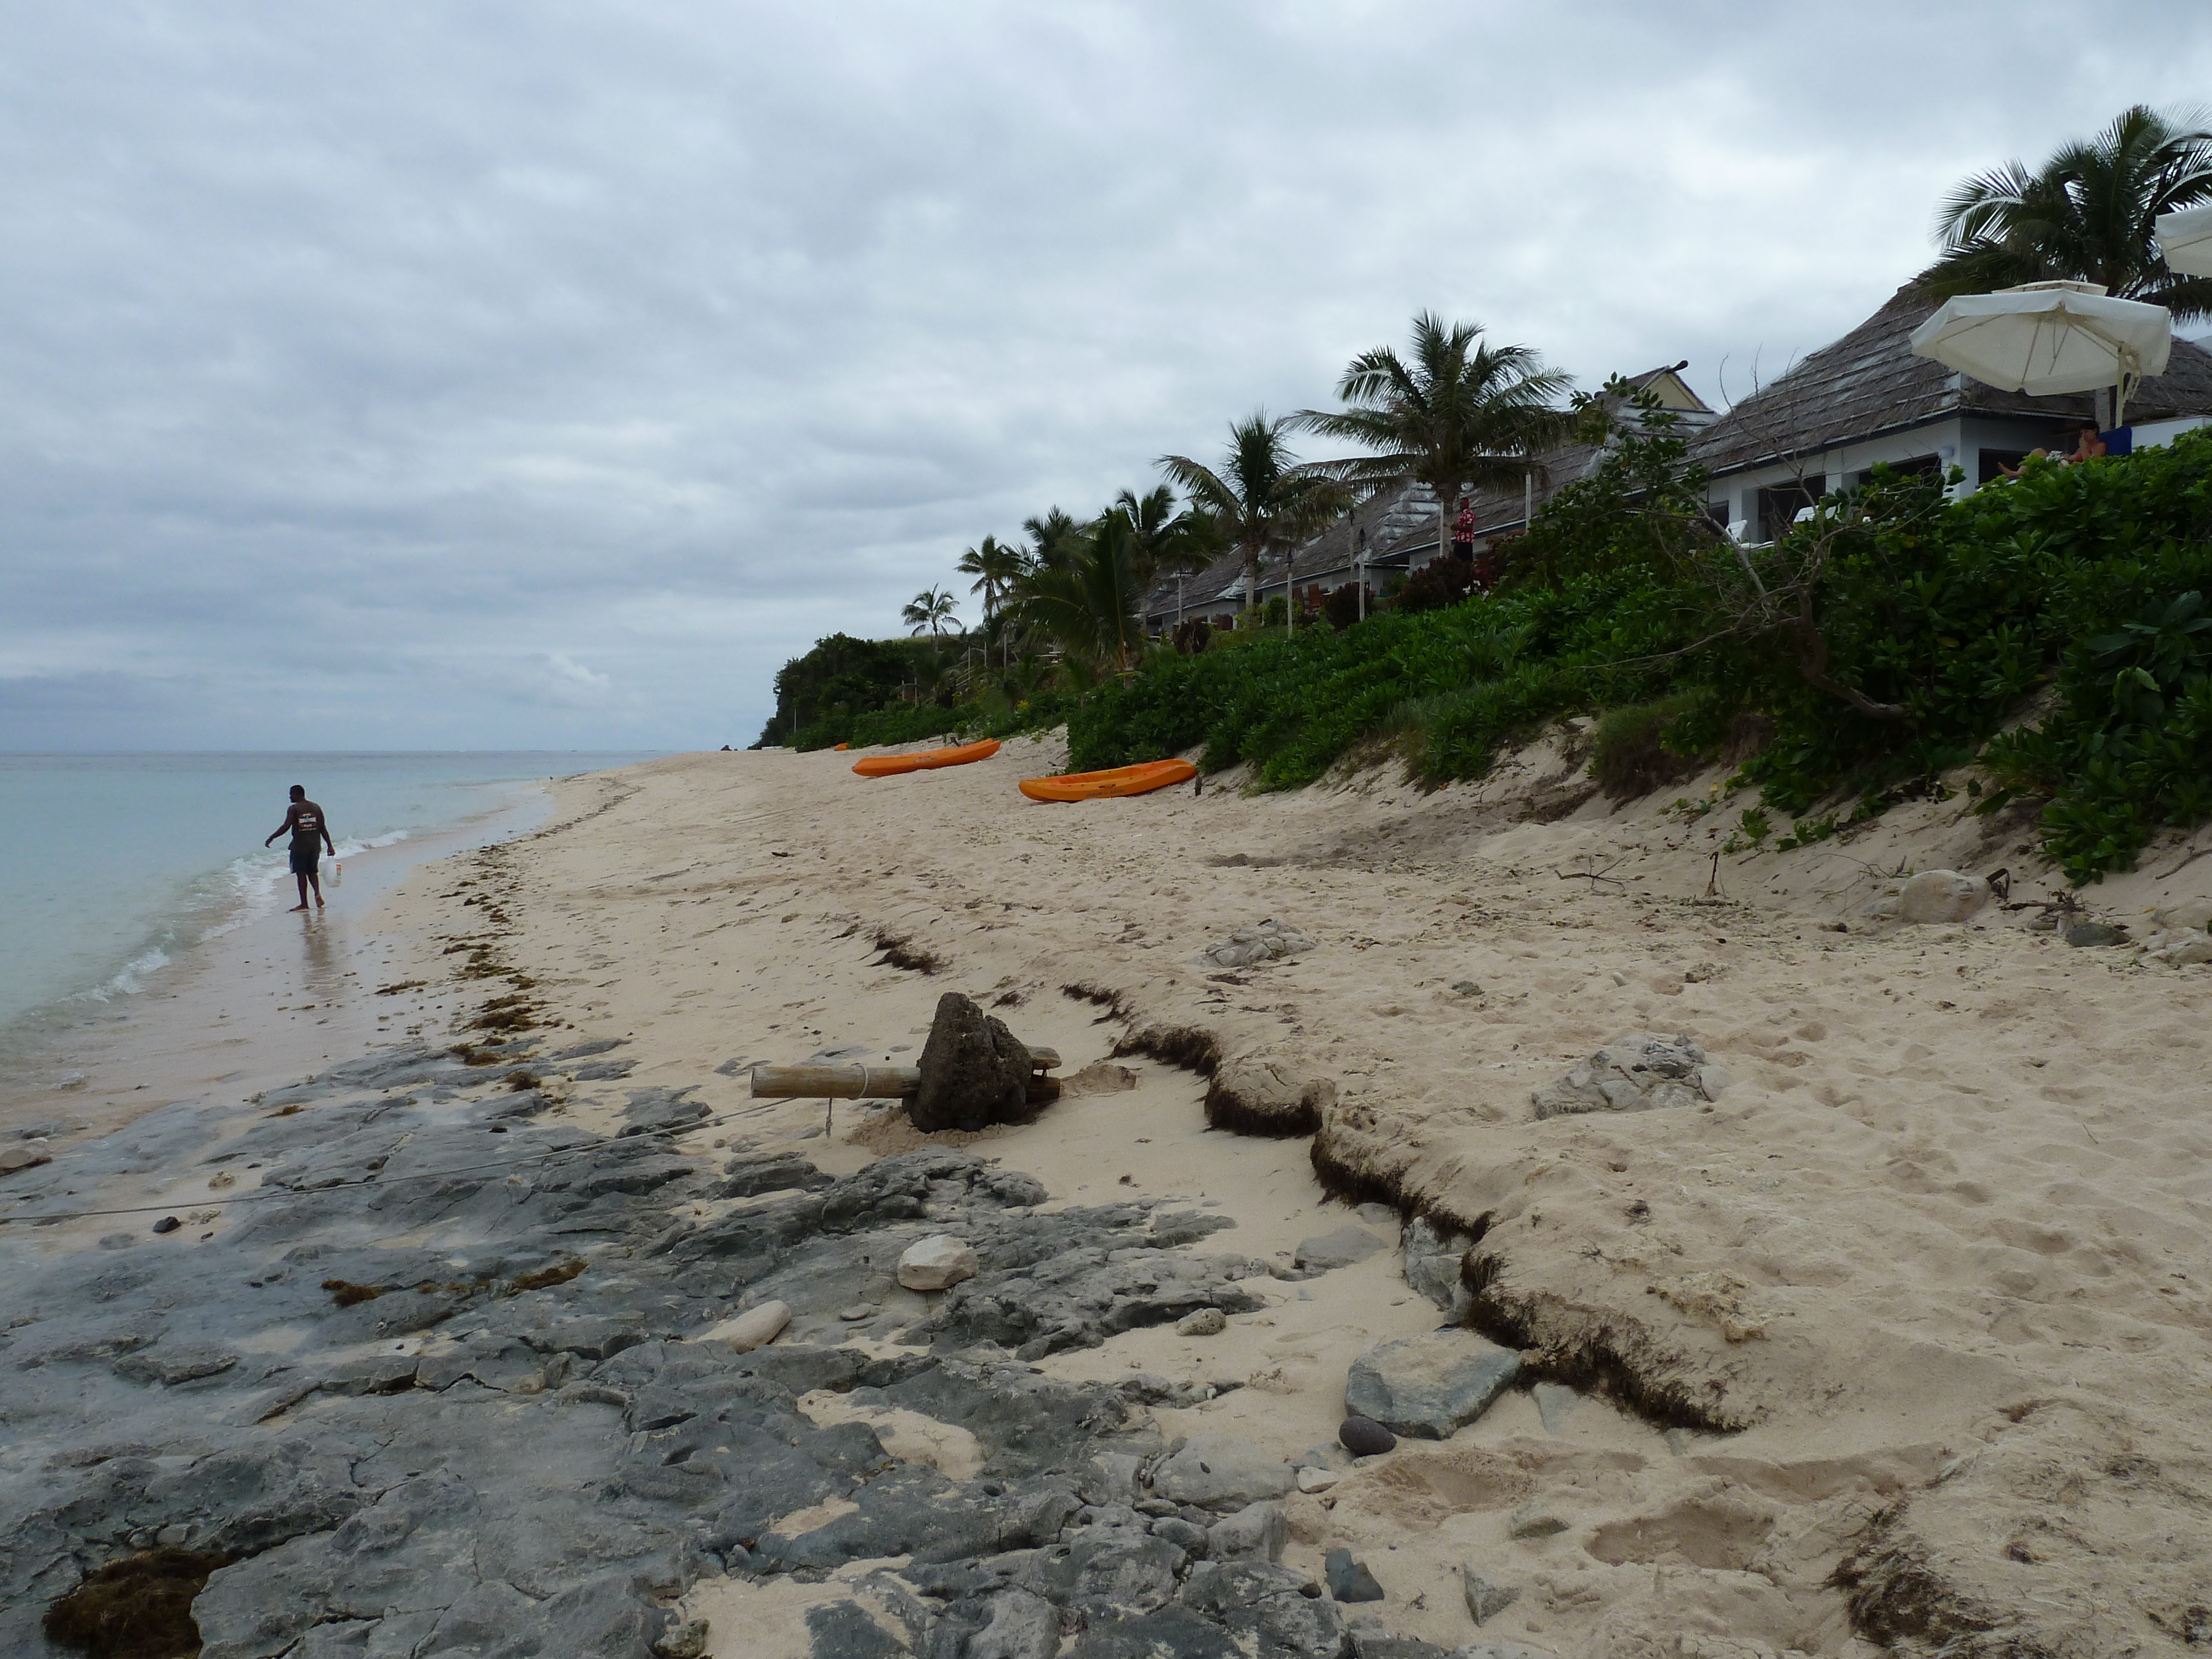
1393, 556, 1479, 613
1061, 423, 2212, 883
1588, 695, 1702, 799
1321, 583, 1366, 629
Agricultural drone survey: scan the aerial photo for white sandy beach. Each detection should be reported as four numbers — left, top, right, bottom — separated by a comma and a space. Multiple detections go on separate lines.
7, 735, 2210, 1656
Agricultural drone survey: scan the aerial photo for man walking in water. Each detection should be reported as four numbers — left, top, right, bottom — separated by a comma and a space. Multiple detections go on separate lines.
265, 785, 337, 911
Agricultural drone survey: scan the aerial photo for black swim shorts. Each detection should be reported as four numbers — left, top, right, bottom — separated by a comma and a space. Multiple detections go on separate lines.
289, 839, 321, 875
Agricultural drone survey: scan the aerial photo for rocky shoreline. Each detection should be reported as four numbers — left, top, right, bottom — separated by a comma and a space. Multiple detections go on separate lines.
0, 1021, 1536, 1659
10, 744, 2212, 1658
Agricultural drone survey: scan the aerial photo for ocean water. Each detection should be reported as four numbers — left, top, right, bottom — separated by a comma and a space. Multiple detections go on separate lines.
0, 752, 661, 1052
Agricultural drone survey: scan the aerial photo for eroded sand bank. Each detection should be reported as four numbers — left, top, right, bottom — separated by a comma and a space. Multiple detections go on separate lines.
4, 739, 2209, 1657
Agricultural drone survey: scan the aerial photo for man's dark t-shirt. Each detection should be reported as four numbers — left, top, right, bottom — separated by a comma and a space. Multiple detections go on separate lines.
283, 801, 331, 874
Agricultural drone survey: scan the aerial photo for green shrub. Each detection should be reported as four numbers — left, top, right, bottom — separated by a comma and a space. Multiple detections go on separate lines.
1588, 695, 1703, 799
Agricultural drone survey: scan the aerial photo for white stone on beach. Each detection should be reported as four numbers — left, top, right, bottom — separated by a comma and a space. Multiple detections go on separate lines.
1296, 1465, 1340, 1493
1176, 1306, 1227, 1336
1897, 870, 1992, 924
897, 1234, 980, 1291
1201, 918, 1313, 969
2153, 899, 2212, 932
1531, 1032, 1722, 1119
707, 1299, 789, 1353
0, 1141, 53, 1176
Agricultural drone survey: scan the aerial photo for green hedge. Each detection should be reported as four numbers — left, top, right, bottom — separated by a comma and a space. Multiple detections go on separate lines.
1063, 430, 2212, 883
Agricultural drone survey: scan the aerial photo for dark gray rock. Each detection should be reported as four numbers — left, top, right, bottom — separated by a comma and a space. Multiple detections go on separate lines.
1182, 1558, 1351, 1653
1151, 1515, 1209, 1553
4, 1035, 1376, 1659
2065, 921, 2130, 948
1338, 1416, 1396, 1457
1324, 1547, 1384, 1603
719, 1150, 833, 1197
1293, 1224, 1386, 1271
113, 1342, 238, 1386
621, 1088, 707, 1136
550, 1038, 626, 1062
910, 992, 1031, 1134
1400, 1215, 1474, 1321
573, 1057, 640, 1081
1207, 1500, 1287, 1564
1349, 1635, 1458, 1659
1344, 1332, 1519, 1439
804, 1599, 911, 1658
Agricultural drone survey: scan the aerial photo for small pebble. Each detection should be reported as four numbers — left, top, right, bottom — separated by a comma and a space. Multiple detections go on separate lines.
1177, 1307, 1227, 1337
837, 1306, 873, 1322
1338, 1416, 1396, 1456
151, 1216, 181, 1235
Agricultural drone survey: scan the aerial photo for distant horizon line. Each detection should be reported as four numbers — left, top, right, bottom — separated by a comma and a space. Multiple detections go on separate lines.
0, 747, 689, 757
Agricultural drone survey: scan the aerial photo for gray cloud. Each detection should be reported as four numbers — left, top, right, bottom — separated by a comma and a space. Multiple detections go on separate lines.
6, 3, 2210, 747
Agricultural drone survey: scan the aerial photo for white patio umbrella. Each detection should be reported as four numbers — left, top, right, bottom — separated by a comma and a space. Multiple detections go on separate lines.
2153, 202, 2212, 278
1907, 280, 2172, 428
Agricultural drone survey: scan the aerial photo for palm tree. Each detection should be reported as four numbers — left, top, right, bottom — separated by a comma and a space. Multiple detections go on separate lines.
901, 586, 960, 664
1104, 486, 1220, 596
1922, 105, 2212, 321
1014, 511, 1146, 674
1296, 313, 1572, 561
956, 534, 1025, 622
1022, 508, 1086, 572
1159, 414, 1343, 623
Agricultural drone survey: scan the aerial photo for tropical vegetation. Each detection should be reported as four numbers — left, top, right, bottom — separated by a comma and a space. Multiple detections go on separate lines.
755, 106, 2212, 884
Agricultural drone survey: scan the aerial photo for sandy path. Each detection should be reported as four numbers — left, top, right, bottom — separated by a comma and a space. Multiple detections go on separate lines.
338, 737, 2212, 1657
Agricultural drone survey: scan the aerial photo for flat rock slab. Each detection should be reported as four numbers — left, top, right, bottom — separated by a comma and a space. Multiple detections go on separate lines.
1149, 1433, 1295, 1512
1293, 1224, 1386, 1272
1344, 1332, 1520, 1439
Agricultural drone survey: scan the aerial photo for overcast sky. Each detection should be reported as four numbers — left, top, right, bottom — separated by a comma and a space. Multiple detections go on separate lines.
7, 3, 2211, 750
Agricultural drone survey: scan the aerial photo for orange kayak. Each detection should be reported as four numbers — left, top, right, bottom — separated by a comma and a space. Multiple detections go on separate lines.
1019, 759, 1198, 802
834, 742, 849, 751
852, 739, 1000, 778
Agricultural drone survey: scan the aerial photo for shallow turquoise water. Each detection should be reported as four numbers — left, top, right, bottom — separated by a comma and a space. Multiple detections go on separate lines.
0, 752, 661, 1048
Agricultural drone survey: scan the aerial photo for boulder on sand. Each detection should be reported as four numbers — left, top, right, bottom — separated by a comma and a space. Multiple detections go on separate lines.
1345, 1331, 1520, 1439
1531, 1032, 1726, 1119
910, 992, 1032, 1133
1897, 869, 1993, 925
897, 1234, 980, 1291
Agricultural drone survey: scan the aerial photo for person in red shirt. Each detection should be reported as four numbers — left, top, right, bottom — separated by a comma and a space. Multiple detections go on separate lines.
264, 785, 337, 911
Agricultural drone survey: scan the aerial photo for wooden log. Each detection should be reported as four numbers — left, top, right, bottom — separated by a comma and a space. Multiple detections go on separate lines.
751, 1063, 918, 1100
750, 1045, 1061, 1101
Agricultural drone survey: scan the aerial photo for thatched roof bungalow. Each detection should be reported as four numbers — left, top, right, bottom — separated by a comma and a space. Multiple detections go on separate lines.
1692, 281, 2212, 540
